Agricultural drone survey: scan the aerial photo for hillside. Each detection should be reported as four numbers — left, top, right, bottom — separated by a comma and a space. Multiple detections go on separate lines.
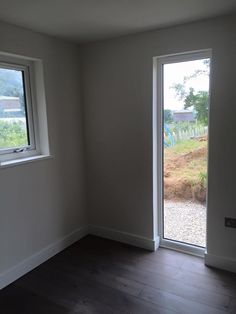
164, 137, 207, 203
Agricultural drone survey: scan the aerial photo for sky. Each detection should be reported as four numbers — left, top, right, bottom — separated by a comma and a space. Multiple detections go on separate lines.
164, 59, 210, 111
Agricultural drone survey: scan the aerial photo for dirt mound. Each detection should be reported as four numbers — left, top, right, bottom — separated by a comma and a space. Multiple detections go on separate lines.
165, 146, 206, 173
164, 178, 193, 200
164, 144, 207, 203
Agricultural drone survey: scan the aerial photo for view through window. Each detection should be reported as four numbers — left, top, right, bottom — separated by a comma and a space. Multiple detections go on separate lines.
163, 58, 210, 248
0, 66, 29, 151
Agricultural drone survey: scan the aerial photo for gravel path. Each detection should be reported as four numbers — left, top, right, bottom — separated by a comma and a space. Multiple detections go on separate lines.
164, 200, 206, 247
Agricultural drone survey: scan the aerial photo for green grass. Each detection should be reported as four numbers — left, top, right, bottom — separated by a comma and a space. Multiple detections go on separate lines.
165, 139, 206, 156
164, 138, 207, 201
0, 120, 28, 149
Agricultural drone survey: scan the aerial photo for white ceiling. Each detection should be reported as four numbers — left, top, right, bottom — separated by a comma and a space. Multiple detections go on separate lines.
0, 0, 235, 43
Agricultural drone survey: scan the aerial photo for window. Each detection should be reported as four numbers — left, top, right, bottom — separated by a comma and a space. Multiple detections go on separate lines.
0, 53, 50, 166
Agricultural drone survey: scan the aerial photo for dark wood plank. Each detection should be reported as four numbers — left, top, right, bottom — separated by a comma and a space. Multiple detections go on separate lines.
0, 285, 70, 314
139, 286, 227, 314
17, 266, 173, 314
43, 240, 230, 311
70, 236, 236, 296
0, 235, 235, 314
38, 258, 229, 314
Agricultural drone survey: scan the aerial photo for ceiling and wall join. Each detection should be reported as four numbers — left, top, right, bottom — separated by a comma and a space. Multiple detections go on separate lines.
0, 0, 235, 43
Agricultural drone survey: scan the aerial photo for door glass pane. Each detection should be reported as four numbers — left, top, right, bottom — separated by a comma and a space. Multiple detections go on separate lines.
163, 58, 210, 247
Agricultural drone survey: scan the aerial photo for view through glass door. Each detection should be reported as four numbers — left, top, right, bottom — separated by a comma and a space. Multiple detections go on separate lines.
161, 52, 210, 254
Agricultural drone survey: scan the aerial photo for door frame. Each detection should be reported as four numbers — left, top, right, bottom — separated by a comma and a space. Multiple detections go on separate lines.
153, 49, 212, 257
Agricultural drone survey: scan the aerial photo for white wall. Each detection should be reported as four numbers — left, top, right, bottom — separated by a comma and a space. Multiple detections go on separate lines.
0, 13, 235, 281
81, 14, 236, 266
0, 22, 87, 274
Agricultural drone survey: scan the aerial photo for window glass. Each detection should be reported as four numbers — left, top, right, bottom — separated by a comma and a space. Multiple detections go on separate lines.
0, 66, 29, 150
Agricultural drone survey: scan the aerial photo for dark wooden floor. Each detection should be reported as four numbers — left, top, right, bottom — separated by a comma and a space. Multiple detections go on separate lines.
0, 236, 236, 314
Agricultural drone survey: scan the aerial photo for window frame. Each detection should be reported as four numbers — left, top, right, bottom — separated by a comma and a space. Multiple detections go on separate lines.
153, 49, 212, 257
0, 54, 43, 163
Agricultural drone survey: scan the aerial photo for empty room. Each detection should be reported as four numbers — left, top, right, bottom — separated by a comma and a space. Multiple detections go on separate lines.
0, 1, 236, 313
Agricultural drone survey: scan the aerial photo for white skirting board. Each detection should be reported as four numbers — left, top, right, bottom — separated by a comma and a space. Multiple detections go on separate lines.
0, 224, 159, 290
88, 224, 160, 251
0, 226, 88, 290
1, 224, 235, 291
205, 252, 236, 273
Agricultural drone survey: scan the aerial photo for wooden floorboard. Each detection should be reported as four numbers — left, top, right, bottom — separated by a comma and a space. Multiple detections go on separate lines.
0, 235, 236, 313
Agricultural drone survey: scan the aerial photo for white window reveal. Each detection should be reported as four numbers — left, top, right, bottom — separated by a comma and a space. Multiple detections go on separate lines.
0, 53, 50, 167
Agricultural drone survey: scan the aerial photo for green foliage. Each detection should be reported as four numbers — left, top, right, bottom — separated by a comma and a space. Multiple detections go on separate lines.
0, 120, 28, 149
172, 83, 186, 99
166, 138, 206, 155
199, 171, 207, 188
183, 59, 210, 82
171, 59, 210, 126
0, 68, 23, 97
168, 121, 206, 142
0, 68, 25, 115
172, 84, 209, 125
164, 109, 173, 123
184, 88, 208, 125
164, 138, 207, 202
169, 121, 193, 133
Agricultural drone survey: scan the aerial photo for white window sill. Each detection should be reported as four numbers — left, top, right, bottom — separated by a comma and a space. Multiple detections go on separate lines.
0, 155, 52, 169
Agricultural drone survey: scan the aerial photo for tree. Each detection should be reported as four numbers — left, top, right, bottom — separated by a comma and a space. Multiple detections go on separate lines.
184, 88, 208, 125
172, 60, 209, 125
0, 68, 25, 115
183, 59, 210, 83
164, 109, 173, 123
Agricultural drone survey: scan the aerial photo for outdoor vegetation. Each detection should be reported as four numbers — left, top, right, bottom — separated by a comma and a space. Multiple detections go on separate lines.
164, 59, 209, 203
0, 120, 28, 149
0, 68, 25, 110
0, 68, 27, 149
164, 137, 207, 202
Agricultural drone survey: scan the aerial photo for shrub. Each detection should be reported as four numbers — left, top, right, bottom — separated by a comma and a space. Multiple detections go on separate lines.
0, 120, 28, 149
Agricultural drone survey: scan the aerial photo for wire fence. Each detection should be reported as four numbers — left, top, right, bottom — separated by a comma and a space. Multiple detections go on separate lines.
164, 123, 208, 146
173, 125, 208, 142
